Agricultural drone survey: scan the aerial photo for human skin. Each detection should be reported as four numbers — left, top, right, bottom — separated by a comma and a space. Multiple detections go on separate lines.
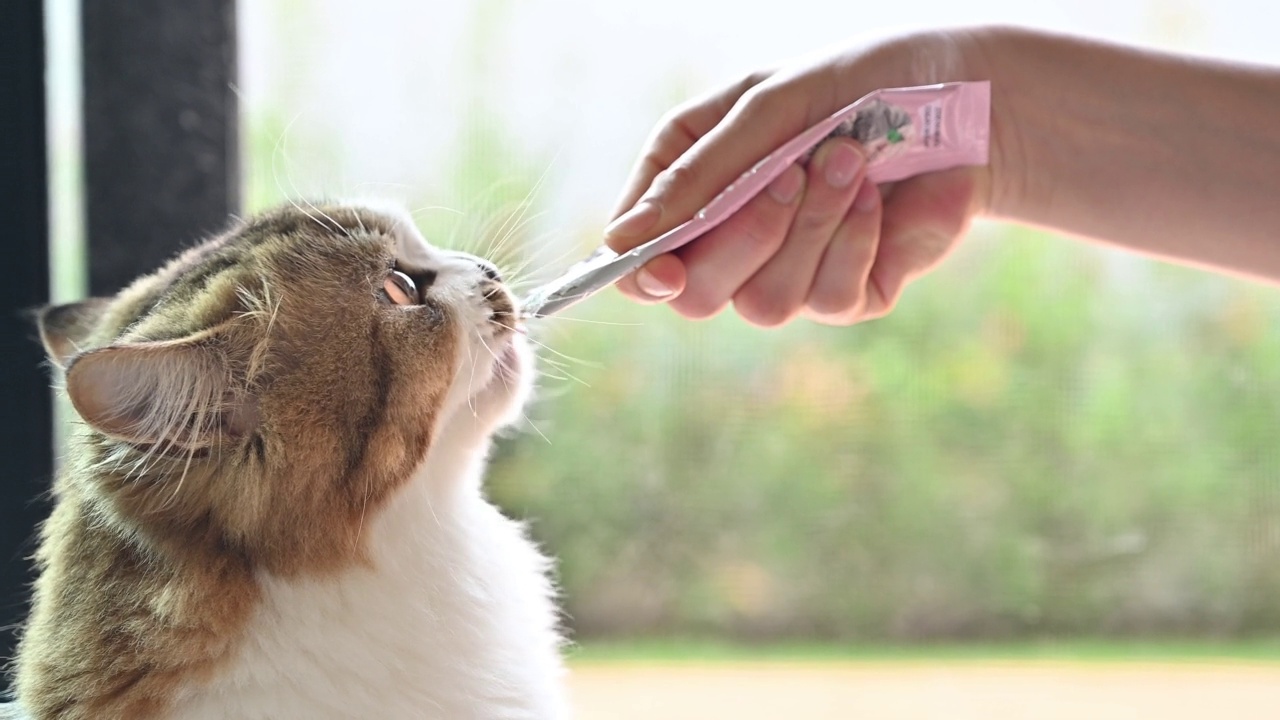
603, 25, 1280, 327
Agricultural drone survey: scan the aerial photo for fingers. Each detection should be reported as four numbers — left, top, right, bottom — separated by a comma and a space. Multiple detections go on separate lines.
664, 165, 807, 320
628, 253, 686, 304
797, 169, 976, 325
615, 165, 979, 326
863, 167, 980, 319
801, 180, 883, 326
605, 79, 817, 256
608, 73, 777, 304
607, 71, 776, 243
733, 138, 867, 327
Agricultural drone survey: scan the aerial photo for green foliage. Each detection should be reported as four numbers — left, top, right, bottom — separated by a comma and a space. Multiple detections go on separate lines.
488, 226, 1280, 642
568, 636, 1280, 665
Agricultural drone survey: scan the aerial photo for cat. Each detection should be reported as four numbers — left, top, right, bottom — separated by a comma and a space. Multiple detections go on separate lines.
2, 202, 566, 719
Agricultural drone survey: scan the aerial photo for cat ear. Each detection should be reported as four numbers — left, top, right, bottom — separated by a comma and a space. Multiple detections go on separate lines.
36, 298, 111, 366
65, 332, 260, 447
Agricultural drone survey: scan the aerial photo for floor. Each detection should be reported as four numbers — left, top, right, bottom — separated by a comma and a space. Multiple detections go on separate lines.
568, 661, 1280, 719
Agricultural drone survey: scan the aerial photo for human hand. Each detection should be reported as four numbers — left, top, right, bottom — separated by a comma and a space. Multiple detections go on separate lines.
604, 29, 998, 327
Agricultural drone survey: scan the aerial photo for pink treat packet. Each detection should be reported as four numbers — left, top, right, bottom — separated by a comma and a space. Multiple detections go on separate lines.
696, 80, 991, 224
687, 80, 990, 232
803, 80, 991, 183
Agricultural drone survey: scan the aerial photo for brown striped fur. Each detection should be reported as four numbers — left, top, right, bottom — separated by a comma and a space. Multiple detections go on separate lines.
12, 204, 487, 719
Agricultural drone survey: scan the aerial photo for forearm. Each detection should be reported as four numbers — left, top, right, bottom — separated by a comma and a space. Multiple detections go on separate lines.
981, 27, 1280, 282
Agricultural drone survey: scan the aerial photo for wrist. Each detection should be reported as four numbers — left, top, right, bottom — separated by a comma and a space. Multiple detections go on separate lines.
953, 25, 1038, 221
858, 26, 1029, 219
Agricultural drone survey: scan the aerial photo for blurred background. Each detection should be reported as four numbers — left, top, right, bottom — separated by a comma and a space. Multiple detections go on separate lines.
42, 0, 1280, 716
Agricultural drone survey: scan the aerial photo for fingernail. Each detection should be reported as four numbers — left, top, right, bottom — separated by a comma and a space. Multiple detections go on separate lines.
767, 166, 804, 205
823, 143, 863, 189
635, 267, 675, 298
854, 181, 879, 213
604, 200, 661, 239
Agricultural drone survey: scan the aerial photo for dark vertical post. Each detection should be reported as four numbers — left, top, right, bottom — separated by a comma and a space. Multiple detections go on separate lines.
0, 0, 239, 693
0, 0, 52, 693
82, 0, 239, 295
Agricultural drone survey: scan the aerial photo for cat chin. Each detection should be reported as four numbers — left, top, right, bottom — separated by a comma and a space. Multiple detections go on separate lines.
454, 334, 533, 432
489, 333, 525, 387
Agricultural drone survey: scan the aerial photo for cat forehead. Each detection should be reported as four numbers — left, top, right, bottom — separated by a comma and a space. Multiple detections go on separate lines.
108, 203, 438, 341
239, 203, 424, 254
272, 203, 436, 270
175, 203, 440, 281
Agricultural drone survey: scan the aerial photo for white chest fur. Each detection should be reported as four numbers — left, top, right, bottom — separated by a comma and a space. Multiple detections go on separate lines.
171, 453, 566, 720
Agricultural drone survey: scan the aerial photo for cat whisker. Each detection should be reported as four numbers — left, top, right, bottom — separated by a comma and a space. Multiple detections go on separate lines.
473, 150, 560, 263
474, 331, 507, 389
271, 113, 323, 230
484, 221, 557, 289
272, 113, 346, 238
354, 470, 372, 549
444, 177, 527, 257
480, 177, 544, 259
465, 332, 479, 417
495, 149, 561, 259
493, 212, 554, 261
515, 333, 601, 369
488, 200, 535, 257
473, 326, 555, 443
501, 240, 589, 293
535, 355, 574, 372
534, 364, 589, 390
521, 413, 553, 445
490, 323, 591, 388
280, 139, 344, 237
304, 196, 348, 238
530, 315, 643, 327
534, 368, 589, 387
488, 205, 549, 263
408, 204, 465, 218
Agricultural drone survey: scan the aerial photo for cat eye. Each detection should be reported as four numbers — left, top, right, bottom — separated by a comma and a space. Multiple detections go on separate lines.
382, 270, 419, 306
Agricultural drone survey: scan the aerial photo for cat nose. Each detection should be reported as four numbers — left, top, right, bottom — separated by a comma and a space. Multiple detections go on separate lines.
475, 259, 502, 283
442, 251, 502, 283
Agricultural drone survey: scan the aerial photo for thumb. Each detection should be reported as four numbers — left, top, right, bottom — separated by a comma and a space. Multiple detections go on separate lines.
604, 84, 815, 253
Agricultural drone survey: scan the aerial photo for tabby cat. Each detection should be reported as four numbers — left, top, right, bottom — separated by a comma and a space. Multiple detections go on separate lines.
2, 202, 565, 719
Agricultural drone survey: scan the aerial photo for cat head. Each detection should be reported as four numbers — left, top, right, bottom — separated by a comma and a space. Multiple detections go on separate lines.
37, 202, 529, 573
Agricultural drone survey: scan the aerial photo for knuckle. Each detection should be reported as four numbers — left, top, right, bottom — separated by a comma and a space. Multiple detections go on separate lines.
737, 86, 773, 118
736, 83, 786, 123
636, 149, 671, 182
653, 161, 699, 198
790, 207, 833, 236
738, 70, 772, 94
738, 223, 786, 257
655, 104, 688, 129
654, 106, 695, 145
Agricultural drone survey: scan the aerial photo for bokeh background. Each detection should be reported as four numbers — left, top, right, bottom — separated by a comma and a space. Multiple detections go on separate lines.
43, 0, 1280, 714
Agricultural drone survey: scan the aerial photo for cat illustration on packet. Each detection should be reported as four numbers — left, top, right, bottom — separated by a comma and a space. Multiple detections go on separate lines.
804, 95, 950, 168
